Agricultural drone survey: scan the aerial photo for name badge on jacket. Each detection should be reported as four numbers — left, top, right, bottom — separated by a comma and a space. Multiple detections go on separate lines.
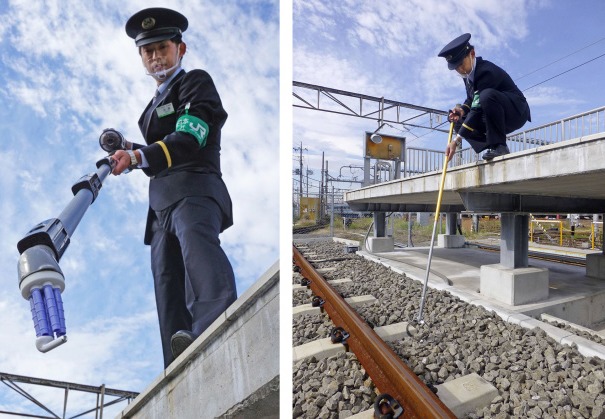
156, 103, 175, 118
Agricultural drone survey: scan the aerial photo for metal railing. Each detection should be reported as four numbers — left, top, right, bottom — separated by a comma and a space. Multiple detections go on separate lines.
403, 106, 605, 175
507, 106, 605, 152
404, 146, 479, 177
405, 147, 446, 177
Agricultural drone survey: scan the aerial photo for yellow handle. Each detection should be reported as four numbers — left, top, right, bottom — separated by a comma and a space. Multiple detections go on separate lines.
434, 122, 455, 216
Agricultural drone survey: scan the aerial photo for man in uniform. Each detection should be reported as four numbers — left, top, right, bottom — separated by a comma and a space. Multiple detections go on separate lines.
438, 33, 531, 161
111, 7, 237, 368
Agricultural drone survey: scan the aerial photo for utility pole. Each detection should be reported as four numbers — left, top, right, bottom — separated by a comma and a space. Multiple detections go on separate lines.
293, 142, 307, 217
306, 165, 309, 197
325, 160, 329, 221
320, 152, 325, 223
298, 142, 303, 202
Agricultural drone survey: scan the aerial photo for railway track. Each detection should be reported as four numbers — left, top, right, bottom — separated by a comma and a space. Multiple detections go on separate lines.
467, 242, 587, 267
294, 223, 329, 234
293, 245, 455, 418
292, 239, 605, 418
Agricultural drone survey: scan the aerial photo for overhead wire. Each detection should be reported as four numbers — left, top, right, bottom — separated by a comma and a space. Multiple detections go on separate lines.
521, 51, 605, 92
300, 39, 605, 179
390, 39, 605, 137
295, 38, 605, 200
405, 39, 605, 132
516, 35, 605, 81
381, 120, 449, 145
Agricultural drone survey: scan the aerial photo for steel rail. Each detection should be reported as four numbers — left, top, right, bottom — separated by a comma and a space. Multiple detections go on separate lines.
468, 242, 587, 267
293, 224, 328, 234
293, 245, 455, 419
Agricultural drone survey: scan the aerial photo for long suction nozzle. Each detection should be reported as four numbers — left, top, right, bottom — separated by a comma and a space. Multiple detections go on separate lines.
415, 122, 455, 324
17, 147, 118, 353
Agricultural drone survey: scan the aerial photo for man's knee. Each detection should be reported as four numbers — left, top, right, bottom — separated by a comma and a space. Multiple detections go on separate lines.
479, 88, 502, 111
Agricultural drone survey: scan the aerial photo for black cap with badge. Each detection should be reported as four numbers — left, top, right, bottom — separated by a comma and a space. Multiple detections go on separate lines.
125, 8, 188, 47
437, 33, 473, 70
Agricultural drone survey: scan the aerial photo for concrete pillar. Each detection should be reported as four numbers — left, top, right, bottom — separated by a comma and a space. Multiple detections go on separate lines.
438, 212, 465, 248
480, 264, 549, 305
438, 235, 466, 248
500, 213, 529, 269
363, 156, 371, 187
587, 215, 605, 279
366, 237, 394, 252
586, 253, 605, 279
445, 213, 458, 234
373, 212, 386, 237
417, 212, 430, 226
366, 212, 393, 252
480, 213, 549, 306
393, 159, 401, 180
472, 214, 479, 232
407, 214, 414, 247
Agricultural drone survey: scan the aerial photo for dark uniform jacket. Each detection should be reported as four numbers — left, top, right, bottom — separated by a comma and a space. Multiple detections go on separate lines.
132, 69, 233, 244
455, 57, 531, 134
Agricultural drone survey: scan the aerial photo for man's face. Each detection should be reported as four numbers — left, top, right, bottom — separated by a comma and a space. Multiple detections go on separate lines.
455, 50, 475, 76
140, 40, 182, 78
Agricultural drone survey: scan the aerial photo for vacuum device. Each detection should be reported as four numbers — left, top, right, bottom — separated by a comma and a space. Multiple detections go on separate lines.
16, 129, 125, 352
416, 122, 455, 324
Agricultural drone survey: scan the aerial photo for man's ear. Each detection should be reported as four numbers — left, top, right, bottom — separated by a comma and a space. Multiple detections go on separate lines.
179, 42, 187, 57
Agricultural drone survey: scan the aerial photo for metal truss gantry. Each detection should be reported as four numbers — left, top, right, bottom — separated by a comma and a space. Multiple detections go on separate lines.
0, 372, 139, 419
293, 81, 449, 133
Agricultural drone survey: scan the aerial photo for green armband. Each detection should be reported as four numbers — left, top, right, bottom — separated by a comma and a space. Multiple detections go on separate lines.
471, 91, 481, 109
176, 103, 209, 147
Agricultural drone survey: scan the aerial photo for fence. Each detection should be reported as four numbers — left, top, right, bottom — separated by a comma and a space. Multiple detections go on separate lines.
508, 106, 605, 152
404, 106, 605, 174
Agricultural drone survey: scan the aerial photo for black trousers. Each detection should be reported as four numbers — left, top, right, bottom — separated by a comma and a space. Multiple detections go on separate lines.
458, 88, 530, 153
150, 196, 237, 368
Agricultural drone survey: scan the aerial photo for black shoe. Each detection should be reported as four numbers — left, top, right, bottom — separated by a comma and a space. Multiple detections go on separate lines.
483, 144, 510, 160
171, 330, 196, 359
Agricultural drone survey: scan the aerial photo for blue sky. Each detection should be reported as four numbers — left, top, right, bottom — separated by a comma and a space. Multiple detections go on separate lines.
293, 0, 605, 194
2, 0, 605, 415
0, 0, 278, 416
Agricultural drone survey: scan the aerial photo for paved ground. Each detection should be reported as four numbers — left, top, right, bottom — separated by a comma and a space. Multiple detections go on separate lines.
354, 240, 605, 334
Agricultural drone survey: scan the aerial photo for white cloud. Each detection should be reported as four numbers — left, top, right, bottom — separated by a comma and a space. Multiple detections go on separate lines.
0, 0, 279, 413
291, 0, 595, 169
0, 294, 157, 416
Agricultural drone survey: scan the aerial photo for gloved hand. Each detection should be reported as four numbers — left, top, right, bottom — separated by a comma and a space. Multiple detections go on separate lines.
447, 105, 465, 122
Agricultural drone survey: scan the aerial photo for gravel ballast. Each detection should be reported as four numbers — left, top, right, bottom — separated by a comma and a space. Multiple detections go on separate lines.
292, 239, 605, 418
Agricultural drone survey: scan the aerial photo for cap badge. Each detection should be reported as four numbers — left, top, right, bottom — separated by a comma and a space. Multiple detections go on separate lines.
446, 55, 452, 61
141, 17, 156, 30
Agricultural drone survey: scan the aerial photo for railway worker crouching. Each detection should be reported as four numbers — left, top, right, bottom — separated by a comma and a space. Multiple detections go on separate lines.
439, 33, 531, 162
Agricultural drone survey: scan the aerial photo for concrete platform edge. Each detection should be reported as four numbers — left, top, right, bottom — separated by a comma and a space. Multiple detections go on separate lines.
116, 260, 280, 419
